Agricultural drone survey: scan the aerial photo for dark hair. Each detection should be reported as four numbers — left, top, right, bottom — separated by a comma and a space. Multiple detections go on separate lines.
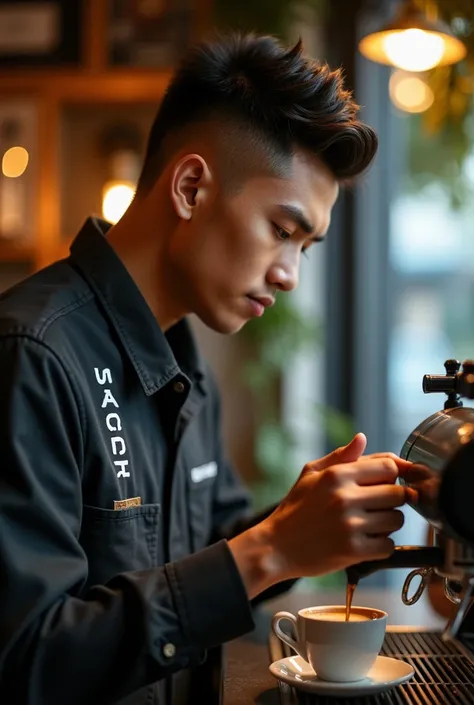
136, 33, 378, 193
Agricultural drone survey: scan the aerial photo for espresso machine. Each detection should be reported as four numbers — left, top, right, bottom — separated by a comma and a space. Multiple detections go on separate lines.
346, 358, 474, 643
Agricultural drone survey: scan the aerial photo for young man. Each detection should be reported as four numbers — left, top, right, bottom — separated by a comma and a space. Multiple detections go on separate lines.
0, 33, 412, 705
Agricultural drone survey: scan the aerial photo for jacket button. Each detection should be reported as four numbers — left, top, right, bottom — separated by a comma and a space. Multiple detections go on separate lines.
173, 381, 185, 394
163, 642, 176, 658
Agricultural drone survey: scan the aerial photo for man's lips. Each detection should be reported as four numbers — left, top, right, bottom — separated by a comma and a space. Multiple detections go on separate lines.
246, 295, 275, 317
247, 295, 275, 308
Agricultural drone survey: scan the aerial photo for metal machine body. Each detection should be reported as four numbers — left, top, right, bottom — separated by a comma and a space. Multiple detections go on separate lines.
346, 359, 474, 641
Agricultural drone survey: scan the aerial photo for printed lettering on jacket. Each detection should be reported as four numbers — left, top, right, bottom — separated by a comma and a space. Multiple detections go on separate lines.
94, 367, 131, 479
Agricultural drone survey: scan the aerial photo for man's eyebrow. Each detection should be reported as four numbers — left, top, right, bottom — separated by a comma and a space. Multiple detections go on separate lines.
277, 204, 320, 237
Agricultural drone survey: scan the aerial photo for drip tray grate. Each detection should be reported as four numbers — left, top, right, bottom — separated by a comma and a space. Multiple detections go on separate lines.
271, 631, 474, 704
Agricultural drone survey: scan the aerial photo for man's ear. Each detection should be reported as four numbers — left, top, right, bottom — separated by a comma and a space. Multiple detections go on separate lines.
170, 153, 212, 220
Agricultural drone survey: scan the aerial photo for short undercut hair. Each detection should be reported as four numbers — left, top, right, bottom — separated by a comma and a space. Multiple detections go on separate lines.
136, 32, 378, 194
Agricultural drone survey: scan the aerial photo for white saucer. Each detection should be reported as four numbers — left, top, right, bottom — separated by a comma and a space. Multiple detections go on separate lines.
269, 654, 415, 697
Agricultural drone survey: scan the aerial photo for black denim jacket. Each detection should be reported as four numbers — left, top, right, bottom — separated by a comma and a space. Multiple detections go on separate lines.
0, 217, 267, 705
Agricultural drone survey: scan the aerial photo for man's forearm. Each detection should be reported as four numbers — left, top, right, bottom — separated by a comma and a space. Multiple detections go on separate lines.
228, 523, 284, 600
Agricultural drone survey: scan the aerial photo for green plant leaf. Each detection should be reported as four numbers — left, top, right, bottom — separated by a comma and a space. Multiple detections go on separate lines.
255, 422, 295, 476
241, 361, 272, 392
313, 404, 355, 448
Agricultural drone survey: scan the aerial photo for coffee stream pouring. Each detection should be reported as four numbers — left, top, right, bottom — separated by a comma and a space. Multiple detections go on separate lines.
345, 359, 474, 640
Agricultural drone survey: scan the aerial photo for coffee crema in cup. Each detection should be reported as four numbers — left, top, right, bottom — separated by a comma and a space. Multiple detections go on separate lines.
308, 611, 371, 622
305, 606, 378, 622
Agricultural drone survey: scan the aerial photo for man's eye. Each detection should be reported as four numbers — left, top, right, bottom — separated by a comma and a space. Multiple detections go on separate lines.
301, 246, 310, 259
273, 224, 291, 241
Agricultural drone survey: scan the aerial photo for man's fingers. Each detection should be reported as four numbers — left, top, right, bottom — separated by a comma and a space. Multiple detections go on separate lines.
405, 487, 419, 504
346, 458, 400, 485
308, 433, 367, 473
304, 450, 412, 479
363, 509, 405, 535
364, 452, 413, 471
356, 484, 407, 510
358, 536, 395, 561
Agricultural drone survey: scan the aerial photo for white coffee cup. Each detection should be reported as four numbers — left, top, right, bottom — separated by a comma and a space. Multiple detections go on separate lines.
271, 605, 387, 682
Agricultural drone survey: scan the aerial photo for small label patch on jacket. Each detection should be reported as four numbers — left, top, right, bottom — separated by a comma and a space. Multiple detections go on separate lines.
190, 461, 218, 483
113, 496, 142, 510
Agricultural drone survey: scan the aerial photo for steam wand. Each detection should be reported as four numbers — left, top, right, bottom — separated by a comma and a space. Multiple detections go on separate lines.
443, 576, 474, 641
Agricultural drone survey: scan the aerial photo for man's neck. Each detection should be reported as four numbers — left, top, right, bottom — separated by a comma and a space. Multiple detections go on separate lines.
106, 206, 186, 332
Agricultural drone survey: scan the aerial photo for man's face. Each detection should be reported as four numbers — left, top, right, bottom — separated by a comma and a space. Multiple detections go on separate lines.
168, 150, 339, 334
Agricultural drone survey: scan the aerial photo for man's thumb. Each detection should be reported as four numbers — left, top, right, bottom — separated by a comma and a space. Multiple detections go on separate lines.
314, 432, 367, 471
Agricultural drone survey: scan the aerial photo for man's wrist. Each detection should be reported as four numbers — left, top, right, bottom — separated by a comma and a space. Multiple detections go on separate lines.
228, 521, 284, 600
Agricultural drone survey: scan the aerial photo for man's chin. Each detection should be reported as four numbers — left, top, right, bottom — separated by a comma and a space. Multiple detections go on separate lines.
206, 319, 246, 335
198, 309, 246, 335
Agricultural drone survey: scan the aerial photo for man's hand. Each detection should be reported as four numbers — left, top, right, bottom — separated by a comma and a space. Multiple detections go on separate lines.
229, 433, 414, 599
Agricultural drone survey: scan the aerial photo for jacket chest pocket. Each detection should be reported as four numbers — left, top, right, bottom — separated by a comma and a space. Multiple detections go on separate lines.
79, 503, 161, 591
188, 477, 214, 552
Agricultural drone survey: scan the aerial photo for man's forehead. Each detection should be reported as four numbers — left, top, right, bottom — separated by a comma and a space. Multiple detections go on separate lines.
291, 150, 339, 197
272, 153, 338, 205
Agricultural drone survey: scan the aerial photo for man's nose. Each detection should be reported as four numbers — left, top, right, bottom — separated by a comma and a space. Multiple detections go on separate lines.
266, 260, 299, 293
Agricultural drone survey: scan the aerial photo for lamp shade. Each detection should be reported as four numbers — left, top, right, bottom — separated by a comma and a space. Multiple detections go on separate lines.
359, 0, 467, 72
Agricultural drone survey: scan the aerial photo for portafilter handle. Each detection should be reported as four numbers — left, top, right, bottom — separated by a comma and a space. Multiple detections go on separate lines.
345, 545, 445, 585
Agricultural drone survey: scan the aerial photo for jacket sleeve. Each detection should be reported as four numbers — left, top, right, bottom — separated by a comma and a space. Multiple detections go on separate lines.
0, 336, 254, 705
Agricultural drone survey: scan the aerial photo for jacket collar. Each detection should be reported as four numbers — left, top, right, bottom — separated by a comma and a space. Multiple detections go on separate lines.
69, 217, 206, 396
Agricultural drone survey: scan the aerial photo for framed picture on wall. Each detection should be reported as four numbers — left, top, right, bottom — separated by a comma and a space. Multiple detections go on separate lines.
0, 100, 38, 245
0, 1, 83, 67
108, 0, 194, 68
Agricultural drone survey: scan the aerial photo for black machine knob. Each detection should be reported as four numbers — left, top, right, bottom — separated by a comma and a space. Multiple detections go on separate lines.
445, 359, 462, 376
422, 375, 455, 394
422, 360, 462, 409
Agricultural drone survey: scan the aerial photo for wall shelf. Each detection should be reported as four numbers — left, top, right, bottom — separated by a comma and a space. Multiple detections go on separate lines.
0, 242, 34, 262
0, 0, 212, 276
0, 69, 173, 103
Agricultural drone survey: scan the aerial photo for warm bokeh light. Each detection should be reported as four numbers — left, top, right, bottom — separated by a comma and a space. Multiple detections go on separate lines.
389, 70, 434, 113
102, 182, 135, 224
359, 22, 466, 71
2, 146, 29, 178
383, 29, 444, 72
